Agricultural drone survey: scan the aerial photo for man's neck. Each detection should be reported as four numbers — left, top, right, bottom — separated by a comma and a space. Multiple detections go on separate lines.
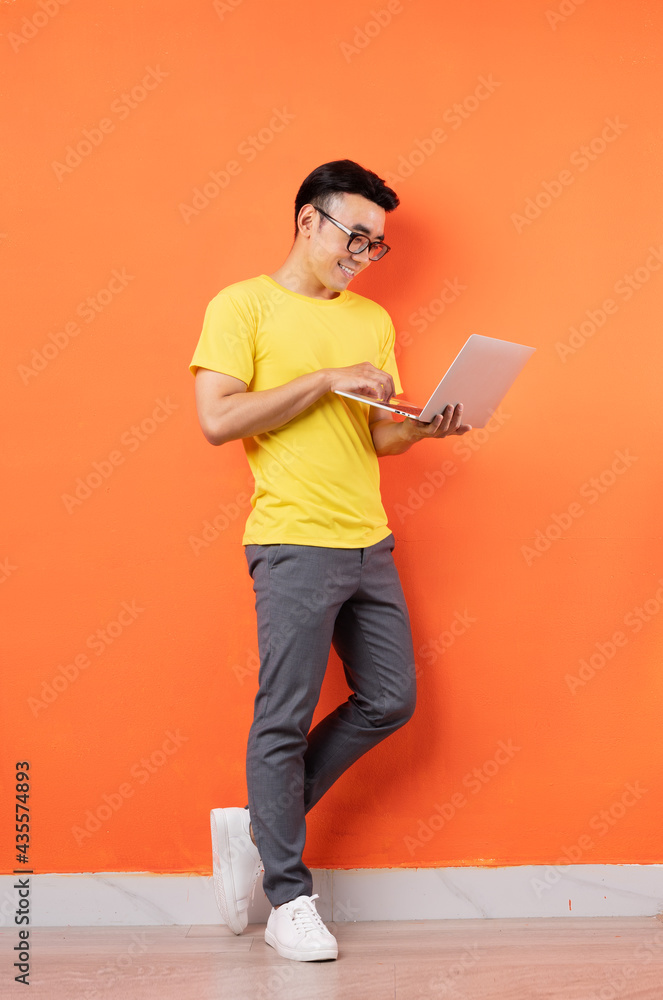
268, 253, 339, 300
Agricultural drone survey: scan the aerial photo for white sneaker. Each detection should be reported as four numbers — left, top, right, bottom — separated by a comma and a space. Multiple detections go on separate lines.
265, 894, 338, 962
210, 807, 262, 935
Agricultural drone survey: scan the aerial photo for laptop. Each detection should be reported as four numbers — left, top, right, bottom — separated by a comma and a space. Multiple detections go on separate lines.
334, 334, 535, 428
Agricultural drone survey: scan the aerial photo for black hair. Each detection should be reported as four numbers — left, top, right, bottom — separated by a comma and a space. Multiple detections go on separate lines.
293, 159, 399, 238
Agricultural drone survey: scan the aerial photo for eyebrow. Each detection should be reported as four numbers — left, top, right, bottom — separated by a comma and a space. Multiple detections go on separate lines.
351, 222, 385, 241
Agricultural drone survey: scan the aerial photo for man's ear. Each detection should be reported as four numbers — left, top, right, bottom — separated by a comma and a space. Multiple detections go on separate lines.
297, 203, 318, 240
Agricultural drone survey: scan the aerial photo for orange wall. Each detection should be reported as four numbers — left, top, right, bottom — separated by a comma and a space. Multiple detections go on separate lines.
2, 0, 662, 876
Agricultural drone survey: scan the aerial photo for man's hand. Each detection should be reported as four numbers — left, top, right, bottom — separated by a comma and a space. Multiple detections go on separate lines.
327, 362, 395, 402
370, 402, 472, 456
194, 361, 396, 446
405, 402, 472, 441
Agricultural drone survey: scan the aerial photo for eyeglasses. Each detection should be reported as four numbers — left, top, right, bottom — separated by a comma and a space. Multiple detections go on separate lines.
314, 207, 391, 261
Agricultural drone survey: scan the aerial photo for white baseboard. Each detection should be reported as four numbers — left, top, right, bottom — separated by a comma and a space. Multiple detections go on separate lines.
1, 866, 662, 927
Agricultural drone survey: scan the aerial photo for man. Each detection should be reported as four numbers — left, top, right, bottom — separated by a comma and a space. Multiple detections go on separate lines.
190, 159, 470, 962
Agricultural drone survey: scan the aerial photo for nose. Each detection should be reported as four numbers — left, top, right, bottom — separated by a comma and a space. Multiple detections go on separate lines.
350, 245, 372, 262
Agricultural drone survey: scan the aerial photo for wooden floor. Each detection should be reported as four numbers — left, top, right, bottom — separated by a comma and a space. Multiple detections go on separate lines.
4, 916, 663, 998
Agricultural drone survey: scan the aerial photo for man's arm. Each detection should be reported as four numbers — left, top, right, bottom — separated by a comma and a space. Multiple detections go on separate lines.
194, 363, 397, 446
370, 403, 472, 457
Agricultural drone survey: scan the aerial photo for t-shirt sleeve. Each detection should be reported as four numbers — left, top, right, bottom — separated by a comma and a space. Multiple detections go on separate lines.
189, 290, 257, 383
378, 318, 403, 396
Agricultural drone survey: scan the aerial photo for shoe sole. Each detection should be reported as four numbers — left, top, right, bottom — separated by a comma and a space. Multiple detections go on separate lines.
210, 809, 245, 935
264, 928, 338, 962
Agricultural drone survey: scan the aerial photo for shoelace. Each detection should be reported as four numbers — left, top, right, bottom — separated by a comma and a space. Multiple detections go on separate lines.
289, 894, 327, 935
249, 858, 264, 904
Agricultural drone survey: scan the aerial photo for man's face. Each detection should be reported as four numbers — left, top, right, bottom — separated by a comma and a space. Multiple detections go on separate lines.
305, 192, 387, 294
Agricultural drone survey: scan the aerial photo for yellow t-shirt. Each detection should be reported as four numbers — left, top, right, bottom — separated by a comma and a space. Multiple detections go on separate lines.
189, 274, 402, 547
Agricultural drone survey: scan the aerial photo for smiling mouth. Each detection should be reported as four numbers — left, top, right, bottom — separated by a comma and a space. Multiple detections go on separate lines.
338, 262, 356, 278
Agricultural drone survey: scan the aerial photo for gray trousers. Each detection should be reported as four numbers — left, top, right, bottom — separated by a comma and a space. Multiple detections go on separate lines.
244, 534, 416, 906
